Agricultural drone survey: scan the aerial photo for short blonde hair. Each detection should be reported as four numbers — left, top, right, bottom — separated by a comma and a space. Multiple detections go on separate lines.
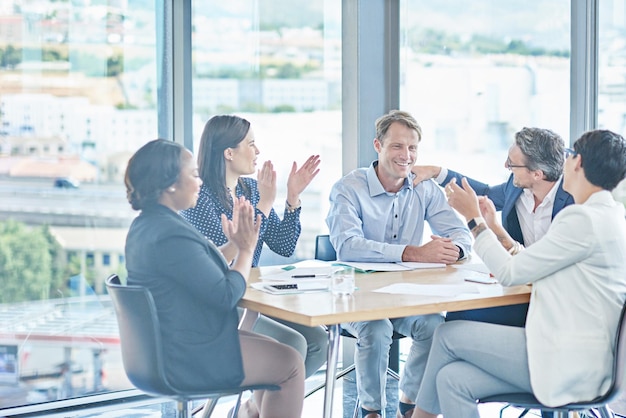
375, 110, 422, 143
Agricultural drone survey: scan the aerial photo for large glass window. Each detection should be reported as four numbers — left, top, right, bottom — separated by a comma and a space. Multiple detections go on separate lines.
599, 0, 626, 202
400, 0, 570, 187
2, 0, 620, 414
0, 0, 157, 408
191, 0, 342, 263
599, 0, 626, 135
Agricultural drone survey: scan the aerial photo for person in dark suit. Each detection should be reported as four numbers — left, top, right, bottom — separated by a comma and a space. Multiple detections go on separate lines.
124, 139, 304, 418
412, 127, 574, 327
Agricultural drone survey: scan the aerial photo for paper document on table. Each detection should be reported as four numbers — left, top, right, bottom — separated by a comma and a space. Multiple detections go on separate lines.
372, 283, 479, 297
259, 265, 335, 281
397, 262, 447, 270
453, 263, 491, 275
337, 261, 445, 273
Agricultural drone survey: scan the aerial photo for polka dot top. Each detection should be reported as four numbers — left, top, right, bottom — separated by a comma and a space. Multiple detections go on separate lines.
180, 177, 302, 267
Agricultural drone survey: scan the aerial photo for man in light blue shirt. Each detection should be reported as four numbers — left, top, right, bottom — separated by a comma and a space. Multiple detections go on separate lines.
326, 110, 472, 418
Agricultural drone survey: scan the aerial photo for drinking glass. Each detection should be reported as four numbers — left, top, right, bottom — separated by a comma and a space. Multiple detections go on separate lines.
330, 266, 355, 296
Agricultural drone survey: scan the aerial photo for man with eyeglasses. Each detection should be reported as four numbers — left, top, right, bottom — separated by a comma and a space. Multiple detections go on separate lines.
413, 127, 574, 327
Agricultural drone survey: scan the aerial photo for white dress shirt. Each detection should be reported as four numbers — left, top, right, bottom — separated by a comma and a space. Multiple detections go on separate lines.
515, 178, 562, 246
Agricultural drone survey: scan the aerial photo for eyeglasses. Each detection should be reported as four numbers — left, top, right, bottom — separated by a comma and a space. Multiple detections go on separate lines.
564, 147, 578, 158
505, 156, 528, 171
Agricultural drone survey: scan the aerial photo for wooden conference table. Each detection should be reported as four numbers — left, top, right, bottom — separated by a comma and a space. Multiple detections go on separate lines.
239, 263, 531, 418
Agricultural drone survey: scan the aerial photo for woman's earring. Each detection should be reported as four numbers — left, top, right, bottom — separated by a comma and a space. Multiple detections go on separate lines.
168, 187, 176, 192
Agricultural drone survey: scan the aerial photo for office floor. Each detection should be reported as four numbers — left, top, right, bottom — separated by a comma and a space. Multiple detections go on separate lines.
39, 368, 626, 418
39, 370, 544, 418
30, 340, 626, 418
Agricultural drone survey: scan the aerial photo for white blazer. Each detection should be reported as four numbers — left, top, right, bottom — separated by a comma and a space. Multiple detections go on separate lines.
476, 190, 626, 407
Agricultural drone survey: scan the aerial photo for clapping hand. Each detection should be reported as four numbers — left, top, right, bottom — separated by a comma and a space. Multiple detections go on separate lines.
478, 196, 499, 230
286, 155, 321, 205
444, 177, 481, 221
221, 196, 261, 253
257, 160, 277, 216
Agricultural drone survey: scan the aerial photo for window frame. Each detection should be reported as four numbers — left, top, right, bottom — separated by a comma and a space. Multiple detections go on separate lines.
0, 0, 605, 415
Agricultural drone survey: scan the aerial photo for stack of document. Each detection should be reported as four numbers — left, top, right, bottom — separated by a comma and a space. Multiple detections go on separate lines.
254, 261, 333, 294
258, 260, 445, 279
253, 260, 447, 294
259, 265, 334, 282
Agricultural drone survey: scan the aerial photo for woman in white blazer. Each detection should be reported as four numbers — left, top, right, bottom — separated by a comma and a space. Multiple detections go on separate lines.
412, 129, 626, 418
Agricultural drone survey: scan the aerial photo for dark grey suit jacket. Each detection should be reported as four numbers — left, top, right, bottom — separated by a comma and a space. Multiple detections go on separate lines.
125, 204, 247, 390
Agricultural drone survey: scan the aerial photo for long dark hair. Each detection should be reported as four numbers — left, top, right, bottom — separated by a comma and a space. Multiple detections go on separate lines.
125, 139, 184, 210
197, 115, 251, 209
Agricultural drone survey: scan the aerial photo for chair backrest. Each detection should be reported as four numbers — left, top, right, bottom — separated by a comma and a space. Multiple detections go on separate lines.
478, 300, 626, 413
601, 300, 626, 404
315, 234, 337, 261
106, 274, 280, 407
106, 274, 177, 397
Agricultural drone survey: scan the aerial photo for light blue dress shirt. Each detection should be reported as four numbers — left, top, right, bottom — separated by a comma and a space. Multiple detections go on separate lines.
326, 161, 472, 262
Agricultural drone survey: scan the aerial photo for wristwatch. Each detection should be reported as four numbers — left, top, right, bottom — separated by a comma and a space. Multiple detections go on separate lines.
467, 217, 485, 231
285, 199, 301, 213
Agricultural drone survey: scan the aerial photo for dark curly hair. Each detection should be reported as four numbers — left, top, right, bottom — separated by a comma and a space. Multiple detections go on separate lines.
124, 139, 185, 210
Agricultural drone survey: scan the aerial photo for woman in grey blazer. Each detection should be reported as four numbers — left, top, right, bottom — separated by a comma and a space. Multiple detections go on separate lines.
124, 139, 304, 418
411, 129, 626, 418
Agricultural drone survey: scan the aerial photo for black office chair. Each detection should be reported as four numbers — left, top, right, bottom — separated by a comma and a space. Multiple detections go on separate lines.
478, 300, 626, 418
315, 234, 337, 262
106, 274, 279, 418
312, 235, 403, 417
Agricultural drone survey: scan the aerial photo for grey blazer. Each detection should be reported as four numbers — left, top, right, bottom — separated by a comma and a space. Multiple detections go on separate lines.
125, 204, 247, 390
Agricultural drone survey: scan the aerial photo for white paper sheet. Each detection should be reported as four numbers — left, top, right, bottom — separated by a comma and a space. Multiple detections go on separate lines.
397, 262, 447, 270
259, 266, 335, 281
453, 263, 491, 275
372, 283, 479, 297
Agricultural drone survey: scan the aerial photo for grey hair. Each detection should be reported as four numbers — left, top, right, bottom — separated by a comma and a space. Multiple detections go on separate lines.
514, 127, 565, 182
375, 110, 422, 143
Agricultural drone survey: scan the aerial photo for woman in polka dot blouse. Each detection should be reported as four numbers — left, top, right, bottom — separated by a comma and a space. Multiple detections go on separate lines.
181, 114, 328, 379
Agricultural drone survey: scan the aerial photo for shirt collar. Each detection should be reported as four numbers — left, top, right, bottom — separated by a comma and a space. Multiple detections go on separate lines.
521, 176, 562, 209
366, 161, 414, 197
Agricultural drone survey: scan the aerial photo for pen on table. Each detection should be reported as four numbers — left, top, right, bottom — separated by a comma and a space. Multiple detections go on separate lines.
291, 274, 328, 278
